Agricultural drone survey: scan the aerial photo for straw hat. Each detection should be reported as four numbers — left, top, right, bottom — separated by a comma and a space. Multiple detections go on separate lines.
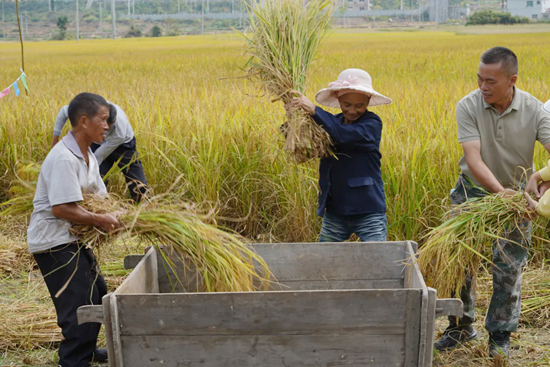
544, 99, 550, 114
315, 68, 392, 109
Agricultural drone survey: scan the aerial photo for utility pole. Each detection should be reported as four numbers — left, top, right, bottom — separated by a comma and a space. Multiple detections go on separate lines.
76, 0, 80, 40
231, 0, 234, 13
49, 0, 51, 12
99, 0, 103, 32
111, 0, 116, 39
201, 0, 204, 34
2, 0, 5, 41
178, 0, 180, 13
128, 0, 130, 15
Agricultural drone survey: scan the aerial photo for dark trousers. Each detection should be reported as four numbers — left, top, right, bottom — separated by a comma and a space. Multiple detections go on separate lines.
91, 137, 148, 202
33, 243, 107, 367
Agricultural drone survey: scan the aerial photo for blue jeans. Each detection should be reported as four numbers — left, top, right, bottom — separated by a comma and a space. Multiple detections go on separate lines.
319, 211, 387, 242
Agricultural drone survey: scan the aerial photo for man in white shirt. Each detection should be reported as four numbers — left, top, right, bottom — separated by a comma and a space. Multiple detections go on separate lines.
30, 93, 122, 367
51, 101, 148, 202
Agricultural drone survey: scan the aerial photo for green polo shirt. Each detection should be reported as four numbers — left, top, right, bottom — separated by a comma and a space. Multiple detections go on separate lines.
457, 88, 550, 189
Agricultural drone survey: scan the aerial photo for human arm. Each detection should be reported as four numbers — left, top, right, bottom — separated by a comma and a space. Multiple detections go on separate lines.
461, 140, 514, 195
285, 91, 381, 148
48, 158, 121, 232
51, 202, 122, 232
51, 106, 69, 148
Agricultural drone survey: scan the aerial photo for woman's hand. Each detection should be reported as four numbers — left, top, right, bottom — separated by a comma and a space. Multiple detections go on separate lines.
284, 90, 316, 115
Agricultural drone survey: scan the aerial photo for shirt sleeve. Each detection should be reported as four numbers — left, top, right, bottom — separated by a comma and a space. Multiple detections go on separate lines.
539, 159, 550, 182
53, 106, 69, 137
48, 158, 83, 206
456, 102, 480, 143
536, 109, 550, 146
311, 106, 381, 149
93, 124, 125, 165
536, 189, 550, 218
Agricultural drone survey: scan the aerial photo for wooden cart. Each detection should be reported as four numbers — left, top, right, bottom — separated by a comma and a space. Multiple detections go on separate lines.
78, 241, 462, 367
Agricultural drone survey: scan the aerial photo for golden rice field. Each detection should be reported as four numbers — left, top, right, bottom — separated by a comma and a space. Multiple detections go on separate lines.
2, 30, 549, 245
2, 28, 550, 366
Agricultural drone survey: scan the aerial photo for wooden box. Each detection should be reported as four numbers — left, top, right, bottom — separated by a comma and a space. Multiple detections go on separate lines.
78, 241, 462, 367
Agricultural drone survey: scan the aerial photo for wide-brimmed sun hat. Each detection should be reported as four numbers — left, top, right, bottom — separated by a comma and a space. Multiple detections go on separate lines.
544, 99, 550, 113
315, 68, 392, 108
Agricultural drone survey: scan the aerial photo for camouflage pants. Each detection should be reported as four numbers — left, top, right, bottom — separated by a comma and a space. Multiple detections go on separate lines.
449, 175, 530, 333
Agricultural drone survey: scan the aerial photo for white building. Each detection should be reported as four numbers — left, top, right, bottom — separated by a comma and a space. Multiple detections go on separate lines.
508, 0, 550, 20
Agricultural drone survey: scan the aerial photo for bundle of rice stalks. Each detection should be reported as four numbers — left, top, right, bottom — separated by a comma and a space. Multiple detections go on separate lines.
73, 194, 272, 292
1, 170, 272, 293
242, 0, 335, 163
416, 192, 548, 299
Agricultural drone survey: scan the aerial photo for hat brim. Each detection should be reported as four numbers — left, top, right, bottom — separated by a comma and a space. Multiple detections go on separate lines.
544, 100, 550, 114
315, 86, 392, 109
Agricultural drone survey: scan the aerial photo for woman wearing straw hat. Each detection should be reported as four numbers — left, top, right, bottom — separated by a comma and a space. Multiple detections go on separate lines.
286, 68, 392, 242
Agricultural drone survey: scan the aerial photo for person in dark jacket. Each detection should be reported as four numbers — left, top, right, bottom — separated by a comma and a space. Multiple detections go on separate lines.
286, 68, 392, 242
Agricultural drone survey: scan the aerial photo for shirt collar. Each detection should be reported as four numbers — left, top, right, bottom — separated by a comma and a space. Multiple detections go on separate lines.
61, 131, 85, 159
483, 87, 521, 113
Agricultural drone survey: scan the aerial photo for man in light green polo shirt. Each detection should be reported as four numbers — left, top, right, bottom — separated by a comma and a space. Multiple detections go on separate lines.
434, 47, 550, 359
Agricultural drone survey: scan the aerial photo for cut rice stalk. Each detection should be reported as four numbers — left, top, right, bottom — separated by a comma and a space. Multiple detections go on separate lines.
242, 0, 335, 163
416, 192, 549, 299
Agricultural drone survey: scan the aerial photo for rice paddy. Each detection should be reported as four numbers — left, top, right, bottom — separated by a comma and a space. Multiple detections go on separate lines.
1, 26, 550, 365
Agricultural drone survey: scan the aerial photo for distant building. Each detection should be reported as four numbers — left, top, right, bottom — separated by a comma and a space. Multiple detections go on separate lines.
508, 0, 550, 19
345, 0, 371, 12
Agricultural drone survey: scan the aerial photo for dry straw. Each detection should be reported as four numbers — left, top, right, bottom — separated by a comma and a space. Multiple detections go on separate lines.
417, 192, 549, 299
242, 0, 335, 163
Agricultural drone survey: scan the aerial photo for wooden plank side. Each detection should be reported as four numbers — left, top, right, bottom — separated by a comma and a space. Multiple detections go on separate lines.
404, 242, 426, 290
115, 247, 159, 295
102, 293, 117, 367
157, 242, 409, 293
403, 290, 423, 366
109, 295, 124, 367
158, 242, 407, 293
120, 335, 406, 367
423, 288, 437, 367
252, 242, 408, 281
269, 278, 404, 291
116, 290, 409, 336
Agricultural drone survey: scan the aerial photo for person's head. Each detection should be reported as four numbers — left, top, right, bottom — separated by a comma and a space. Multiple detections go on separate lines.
107, 104, 117, 126
478, 47, 518, 105
68, 93, 110, 144
337, 91, 371, 122
315, 68, 392, 117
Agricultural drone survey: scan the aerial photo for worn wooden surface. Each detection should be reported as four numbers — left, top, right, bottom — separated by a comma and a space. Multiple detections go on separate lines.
425, 288, 438, 367
116, 246, 159, 295
115, 290, 414, 336
158, 242, 408, 293
102, 293, 117, 367
120, 335, 406, 367
76, 305, 104, 324
108, 241, 435, 367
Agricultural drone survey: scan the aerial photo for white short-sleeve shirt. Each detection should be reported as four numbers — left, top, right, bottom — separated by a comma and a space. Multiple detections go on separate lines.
28, 131, 107, 253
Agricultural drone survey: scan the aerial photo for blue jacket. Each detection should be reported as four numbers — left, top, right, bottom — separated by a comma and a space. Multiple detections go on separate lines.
312, 106, 386, 217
